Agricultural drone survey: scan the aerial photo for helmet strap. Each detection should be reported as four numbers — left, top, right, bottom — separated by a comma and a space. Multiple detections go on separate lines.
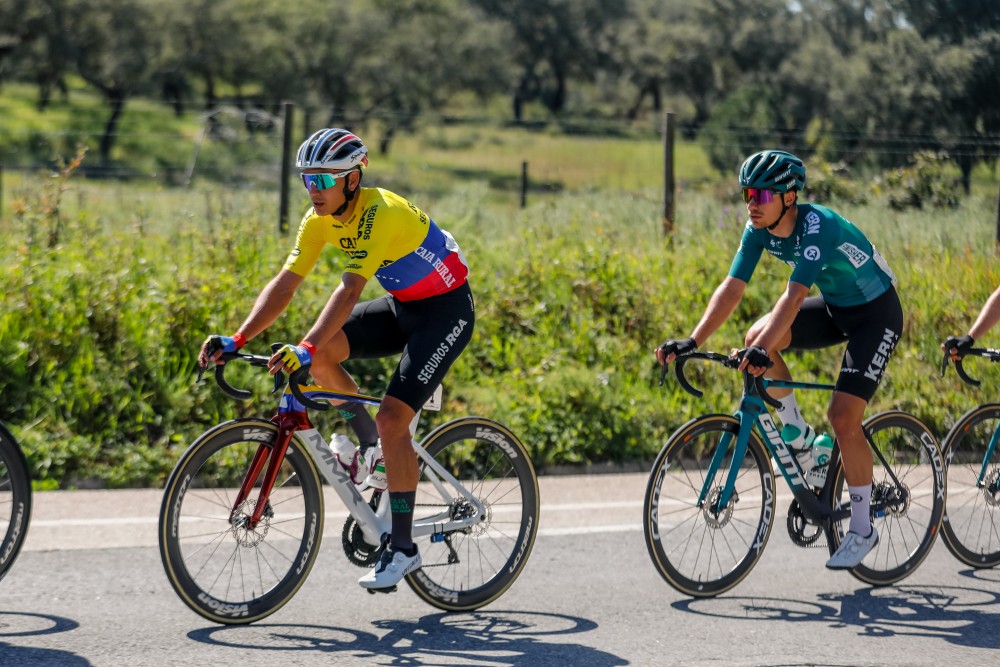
332, 171, 360, 217
766, 191, 795, 232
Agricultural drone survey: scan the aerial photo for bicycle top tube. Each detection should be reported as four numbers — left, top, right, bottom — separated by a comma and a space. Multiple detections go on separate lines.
763, 377, 836, 392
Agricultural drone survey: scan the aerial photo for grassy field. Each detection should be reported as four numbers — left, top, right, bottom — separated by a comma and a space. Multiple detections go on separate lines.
2, 86, 999, 488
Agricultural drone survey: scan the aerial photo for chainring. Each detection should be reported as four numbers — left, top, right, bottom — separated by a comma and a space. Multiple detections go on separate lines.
786, 499, 822, 547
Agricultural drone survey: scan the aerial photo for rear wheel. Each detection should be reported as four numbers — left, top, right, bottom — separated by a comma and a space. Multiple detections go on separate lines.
940, 404, 1000, 568
0, 422, 31, 583
643, 414, 776, 597
159, 418, 324, 624
405, 418, 539, 611
828, 410, 946, 585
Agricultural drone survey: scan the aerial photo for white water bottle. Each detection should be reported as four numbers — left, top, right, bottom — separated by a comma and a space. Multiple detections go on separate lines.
329, 434, 358, 469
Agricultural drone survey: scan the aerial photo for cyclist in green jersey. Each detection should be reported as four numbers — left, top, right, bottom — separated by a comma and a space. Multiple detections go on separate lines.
655, 149, 903, 570
942, 283, 1000, 359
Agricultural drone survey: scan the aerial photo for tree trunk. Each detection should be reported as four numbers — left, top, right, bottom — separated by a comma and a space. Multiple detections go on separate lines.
100, 91, 127, 166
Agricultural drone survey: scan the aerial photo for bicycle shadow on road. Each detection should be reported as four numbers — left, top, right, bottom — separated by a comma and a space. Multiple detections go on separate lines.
188, 610, 628, 666
0, 611, 90, 665
672, 584, 1000, 650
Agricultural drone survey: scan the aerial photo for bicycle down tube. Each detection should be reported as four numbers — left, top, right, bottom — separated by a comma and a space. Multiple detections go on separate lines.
235, 383, 488, 549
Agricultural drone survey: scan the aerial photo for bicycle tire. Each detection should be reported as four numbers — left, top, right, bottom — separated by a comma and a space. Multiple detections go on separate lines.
643, 414, 776, 597
405, 417, 539, 611
159, 418, 325, 624
827, 410, 945, 585
0, 422, 31, 583
940, 403, 1000, 568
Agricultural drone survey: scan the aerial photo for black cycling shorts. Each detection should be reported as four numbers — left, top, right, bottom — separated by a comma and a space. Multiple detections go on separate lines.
788, 286, 903, 401
342, 282, 475, 412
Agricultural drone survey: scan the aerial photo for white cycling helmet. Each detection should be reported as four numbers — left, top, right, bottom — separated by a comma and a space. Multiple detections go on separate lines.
296, 128, 369, 171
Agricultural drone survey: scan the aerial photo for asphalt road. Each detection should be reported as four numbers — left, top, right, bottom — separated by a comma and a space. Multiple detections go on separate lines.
2, 474, 998, 666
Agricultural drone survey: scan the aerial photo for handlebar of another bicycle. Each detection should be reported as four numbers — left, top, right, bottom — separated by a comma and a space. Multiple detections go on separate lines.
941, 347, 1000, 388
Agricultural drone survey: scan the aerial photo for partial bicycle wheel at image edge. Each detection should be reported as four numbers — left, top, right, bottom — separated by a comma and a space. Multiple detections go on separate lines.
0, 422, 31, 584
828, 411, 946, 585
406, 417, 540, 611
940, 404, 1000, 568
158, 418, 325, 625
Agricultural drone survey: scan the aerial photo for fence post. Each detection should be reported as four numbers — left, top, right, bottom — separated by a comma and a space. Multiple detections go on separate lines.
278, 101, 295, 235
520, 161, 528, 208
662, 111, 676, 237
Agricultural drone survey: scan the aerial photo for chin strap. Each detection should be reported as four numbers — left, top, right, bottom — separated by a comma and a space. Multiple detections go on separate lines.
766, 192, 794, 231
332, 171, 361, 216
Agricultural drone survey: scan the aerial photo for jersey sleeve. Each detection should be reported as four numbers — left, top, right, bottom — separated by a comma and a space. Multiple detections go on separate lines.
283, 210, 325, 277
727, 221, 764, 283
788, 208, 840, 289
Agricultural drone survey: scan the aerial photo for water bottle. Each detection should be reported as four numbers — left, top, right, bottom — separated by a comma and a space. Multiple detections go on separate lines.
812, 433, 834, 467
329, 434, 358, 469
804, 433, 834, 487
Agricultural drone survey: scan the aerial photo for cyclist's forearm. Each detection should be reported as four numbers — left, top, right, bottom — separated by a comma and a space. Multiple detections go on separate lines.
303, 274, 366, 347
691, 278, 744, 345
749, 282, 807, 352
969, 284, 1000, 341
237, 272, 300, 341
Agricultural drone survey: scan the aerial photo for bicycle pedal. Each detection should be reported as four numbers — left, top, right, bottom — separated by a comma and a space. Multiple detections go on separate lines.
366, 585, 397, 595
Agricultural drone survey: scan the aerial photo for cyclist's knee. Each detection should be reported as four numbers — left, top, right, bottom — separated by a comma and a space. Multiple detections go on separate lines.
827, 394, 867, 433
376, 397, 416, 440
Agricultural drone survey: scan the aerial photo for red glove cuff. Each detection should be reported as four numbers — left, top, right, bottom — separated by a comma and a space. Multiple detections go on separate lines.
231, 332, 247, 349
299, 339, 317, 356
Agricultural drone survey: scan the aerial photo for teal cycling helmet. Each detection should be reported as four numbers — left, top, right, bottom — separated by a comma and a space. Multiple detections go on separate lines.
739, 150, 806, 193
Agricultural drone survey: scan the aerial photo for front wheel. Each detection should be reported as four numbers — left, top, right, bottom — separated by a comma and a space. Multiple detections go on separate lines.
405, 417, 539, 611
0, 422, 31, 583
159, 418, 325, 624
643, 414, 776, 597
940, 404, 1000, 568
828, 410, 946, 585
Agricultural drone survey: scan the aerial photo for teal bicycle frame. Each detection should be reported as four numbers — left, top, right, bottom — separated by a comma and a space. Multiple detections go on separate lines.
699, 375, 855, 527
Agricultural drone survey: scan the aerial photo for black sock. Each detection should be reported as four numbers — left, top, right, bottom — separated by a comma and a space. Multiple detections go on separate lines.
389, 491, 416, 552
337, 401, 379, 445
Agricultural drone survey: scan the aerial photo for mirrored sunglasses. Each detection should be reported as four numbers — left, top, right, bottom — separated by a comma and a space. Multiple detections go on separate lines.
301, 172, 348, 190
742, 188, 777, 205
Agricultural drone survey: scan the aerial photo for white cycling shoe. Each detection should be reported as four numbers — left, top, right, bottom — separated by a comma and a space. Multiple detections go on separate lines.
826, 527, 879, 570
359, 545, 422, 589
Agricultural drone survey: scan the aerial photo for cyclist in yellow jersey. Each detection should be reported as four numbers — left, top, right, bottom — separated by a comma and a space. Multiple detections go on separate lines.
198, 128, 474, 590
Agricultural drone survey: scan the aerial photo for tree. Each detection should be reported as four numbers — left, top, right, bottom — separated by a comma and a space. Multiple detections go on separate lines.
473, 0, 627, 119
66, 0, 164, 167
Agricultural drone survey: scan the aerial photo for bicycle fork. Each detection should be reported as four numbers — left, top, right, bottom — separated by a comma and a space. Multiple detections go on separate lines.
229, 413, 306, 530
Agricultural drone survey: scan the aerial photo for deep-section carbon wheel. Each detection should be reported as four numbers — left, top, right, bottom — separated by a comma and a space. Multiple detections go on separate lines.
159, 418, 324, 624
828, 410, 945, 585
0, 422, 31, 583
643, 414, 776, 597
940, 404, 1000, 568
405, 417, 539, 611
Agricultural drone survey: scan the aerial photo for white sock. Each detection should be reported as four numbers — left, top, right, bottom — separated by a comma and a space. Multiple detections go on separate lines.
775, 393, 808, 431
848, 484, 872, 535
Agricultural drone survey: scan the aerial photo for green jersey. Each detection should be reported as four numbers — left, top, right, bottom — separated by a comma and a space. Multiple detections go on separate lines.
728, 203, 896, 307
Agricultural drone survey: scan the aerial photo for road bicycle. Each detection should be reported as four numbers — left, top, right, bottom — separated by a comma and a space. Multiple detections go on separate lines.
643, 350, 945, 597
939, 346, 1000, 567
0, 420, 31, 583
158, 349, 539, 625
